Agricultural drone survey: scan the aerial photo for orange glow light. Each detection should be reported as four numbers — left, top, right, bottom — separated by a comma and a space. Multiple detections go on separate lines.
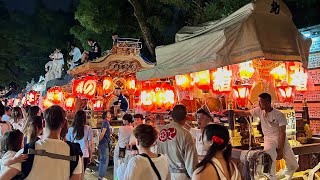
47, 87, 64, 104
239, 61, 255, 79
233, 84, 252, 107
175, 74, 192, 91
191, 70, 211, 91
140, 84, 156, 111
102, 76, 113, 95
288, 62, 308, 92
275, 85, 295, 103
64, 95, 76, 111
92, 98, 104, 111
211, 66, 232, 94
126, 76, 136, 94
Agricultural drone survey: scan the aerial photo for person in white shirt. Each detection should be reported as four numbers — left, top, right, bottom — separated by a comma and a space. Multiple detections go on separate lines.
9, 107, 27, 132
124, 124, 171, 180
114, 114, 133, 179
232, 93, 298, 180
49, 48, 64, 78
0, 105, 83, 180
1, 107, 11, 122
69, 43, 82, 69
185, 105, 213, 159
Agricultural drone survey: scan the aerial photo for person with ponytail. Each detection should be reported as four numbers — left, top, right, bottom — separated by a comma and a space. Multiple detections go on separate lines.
192, 124, 241, 180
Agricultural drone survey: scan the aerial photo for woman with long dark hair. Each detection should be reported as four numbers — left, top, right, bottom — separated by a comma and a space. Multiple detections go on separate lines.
66, 110, 93, 171
26, 116, 44, 144
192, 124, 241, 180
23, 106, 42, 135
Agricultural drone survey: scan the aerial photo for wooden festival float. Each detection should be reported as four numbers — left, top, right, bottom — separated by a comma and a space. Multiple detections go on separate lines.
135, 0, 320, 178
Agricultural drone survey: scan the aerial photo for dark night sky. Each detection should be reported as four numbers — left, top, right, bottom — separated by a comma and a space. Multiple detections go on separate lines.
1, 0, 75, 13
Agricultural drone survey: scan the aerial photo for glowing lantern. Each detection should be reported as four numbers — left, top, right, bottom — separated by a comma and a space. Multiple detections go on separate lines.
162, 83, 176, 110
233, 84, 252, 107
211, 66, 232, 95
91, 98, 104, 111
276, 85, 295, 103
239, 61, 255, 79
288, 62, 308, 93
21, 97, 27, 106
73, 79, 85, 97
175, 74, 192, 91
126, 76, 136, 94
82, 76, 98, 99
191, 70, 211, 91
270, 63, 287, 83
102, 76, 113, 95
64, 95, 76, 111
27, 91, 38, 105
47, 87, 64, 104
134, 89, 141, 105
154, 83, 165, 111
42, 96, 54, 109
140, 83, 156, 111
13, 99, 21, 107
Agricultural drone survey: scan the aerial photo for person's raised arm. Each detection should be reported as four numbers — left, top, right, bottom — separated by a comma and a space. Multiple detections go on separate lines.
223, 109, 251, 117
0, 167, 20, 180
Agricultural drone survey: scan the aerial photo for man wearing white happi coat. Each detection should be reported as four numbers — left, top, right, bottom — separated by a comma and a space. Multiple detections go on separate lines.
233, 93, 298, 180
157, 105, 198, 180
49, 48, 64, 78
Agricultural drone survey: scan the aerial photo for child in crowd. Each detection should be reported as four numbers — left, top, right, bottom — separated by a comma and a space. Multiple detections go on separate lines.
0, 130, 28, 172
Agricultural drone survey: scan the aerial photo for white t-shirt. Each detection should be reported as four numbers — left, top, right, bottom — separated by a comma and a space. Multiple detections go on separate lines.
11, 138, 82, 180
123, 154, 171, 180
66, 125, 93, 158
250, 107, 287, 139
1, 114, 10, 122
118, 125, 133, 148
190, 128, 205, 156
70, 47, 82, 62
9, 118, 26, 132
0, 151, 16, 173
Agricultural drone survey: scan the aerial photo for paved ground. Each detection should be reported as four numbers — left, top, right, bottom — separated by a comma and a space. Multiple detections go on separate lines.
84, 164, 114, 180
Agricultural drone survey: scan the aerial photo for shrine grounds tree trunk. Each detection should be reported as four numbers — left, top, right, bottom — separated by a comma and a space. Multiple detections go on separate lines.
128, 0, 156, 58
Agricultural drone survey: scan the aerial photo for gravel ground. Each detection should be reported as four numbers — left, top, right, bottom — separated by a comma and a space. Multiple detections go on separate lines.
84, 164, 114, 180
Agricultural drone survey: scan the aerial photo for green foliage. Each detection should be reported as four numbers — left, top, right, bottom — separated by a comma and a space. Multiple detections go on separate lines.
0, 2, 75, 88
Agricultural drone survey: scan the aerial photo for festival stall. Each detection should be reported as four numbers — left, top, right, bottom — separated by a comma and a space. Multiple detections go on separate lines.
135, 0, 320, 178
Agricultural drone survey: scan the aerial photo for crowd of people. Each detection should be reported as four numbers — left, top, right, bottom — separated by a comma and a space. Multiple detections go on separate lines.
0, 92, 296, 180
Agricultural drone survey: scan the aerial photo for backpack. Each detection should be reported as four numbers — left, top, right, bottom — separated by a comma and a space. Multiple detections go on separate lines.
13, 141, 83, 180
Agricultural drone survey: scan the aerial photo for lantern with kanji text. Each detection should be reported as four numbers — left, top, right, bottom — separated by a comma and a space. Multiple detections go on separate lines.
82, 76, 98, 99
175, 74, 192, 91
210, 66, 232, 95
73, 78, 85, 97
42, 96, 54, 109
47, 87, 64, 104
126, 76, 136, 94
191, 70, 211, 91
288, 62, 308, 93
162, 82, 176, 110
140, 83, 156, 111
91, 98, 104, 111
233, 84, 252, 108
102, 76, 113, 95
64, 95, 76, 111
238, 61, 255, 80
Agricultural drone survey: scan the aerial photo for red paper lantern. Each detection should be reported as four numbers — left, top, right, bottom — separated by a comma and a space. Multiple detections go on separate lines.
275, 84, 295, 103
47, 86, 64, 104
73, 78, 85, 97
102, 76, 113, 95
126, 76, 136, 94
27, 90, 38, 105
175, 74, 192, 91
210, 66, 232, 95
91, 98, 104, 111
42, 96, 54, 109
239, 61, 255, 79
288, 62, 308, 93
191, 70, 211, 91
64, 95, 76, 111
162, 83, 176, 110
140, 83, 155, 111
82, 76, 98, 99
233, 84, 252, 108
